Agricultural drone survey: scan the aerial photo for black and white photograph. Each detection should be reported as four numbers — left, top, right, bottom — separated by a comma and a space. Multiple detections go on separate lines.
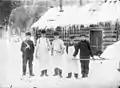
1, 0, 120, 88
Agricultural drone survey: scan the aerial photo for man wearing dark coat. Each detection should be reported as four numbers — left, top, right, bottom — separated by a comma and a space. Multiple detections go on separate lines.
21, 32, 35, 77
73, 34, 94, 78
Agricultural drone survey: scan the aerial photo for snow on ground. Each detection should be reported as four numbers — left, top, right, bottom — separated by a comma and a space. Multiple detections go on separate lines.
0, 39, 8, 86
0, 39, 120, 88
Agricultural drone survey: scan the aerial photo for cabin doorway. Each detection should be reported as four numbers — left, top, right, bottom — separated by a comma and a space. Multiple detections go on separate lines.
90, 30, 102, 55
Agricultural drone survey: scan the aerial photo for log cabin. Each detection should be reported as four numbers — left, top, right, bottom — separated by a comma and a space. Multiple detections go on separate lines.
34, 21, 120, 55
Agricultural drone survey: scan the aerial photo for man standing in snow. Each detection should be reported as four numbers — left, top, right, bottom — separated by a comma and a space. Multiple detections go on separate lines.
73, 35, 93, 78
51, 31, 65, 78
35, 30, 51, 77
21, 32, 35, 77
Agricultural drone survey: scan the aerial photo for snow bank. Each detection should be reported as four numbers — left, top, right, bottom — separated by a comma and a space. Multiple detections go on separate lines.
101, 40, 120, 64
4, 40, 120, 88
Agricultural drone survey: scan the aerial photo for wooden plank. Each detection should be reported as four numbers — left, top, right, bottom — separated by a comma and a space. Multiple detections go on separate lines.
103, 40, 116, 42
80, 28, 89, 30
103, 31, 117, 34
103, 28, 113, 31
103, 42, 114, 46
103, 41, 115, 44
103, 40, 116, 43
103, 35, 116, 38
103, 27, 111, 31
103, 38, 116, 42
79, 33, 89, 35
100, 26, 111, 29
103, 32, 117, 34
79, 32, 89, 34
80, 29, 89, 32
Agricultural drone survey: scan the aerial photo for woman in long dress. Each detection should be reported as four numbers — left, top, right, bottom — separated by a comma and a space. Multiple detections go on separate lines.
35, 30, 51, 77
66, 36, 79, 79
51, 31, 65, 78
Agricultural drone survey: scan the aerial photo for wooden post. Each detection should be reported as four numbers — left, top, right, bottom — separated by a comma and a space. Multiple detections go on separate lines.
119, 61, 120, 69
116, 22, 119, 41
117, 61, 120, 72
46, 0, 48, 8
80, 0, 83, 6
59, 0, 63, 12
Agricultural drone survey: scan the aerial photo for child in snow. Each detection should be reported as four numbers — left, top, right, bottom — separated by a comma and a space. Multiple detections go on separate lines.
66, 35, 79, 79
51, 31, 65, 78
21, 32, 35, 77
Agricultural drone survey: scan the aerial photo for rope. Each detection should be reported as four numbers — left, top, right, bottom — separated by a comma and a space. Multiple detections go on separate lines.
72, 59, 109, 60
72, 57, 110, 60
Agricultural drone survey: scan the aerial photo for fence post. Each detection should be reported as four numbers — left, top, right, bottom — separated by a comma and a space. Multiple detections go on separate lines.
0, 26, 3, 39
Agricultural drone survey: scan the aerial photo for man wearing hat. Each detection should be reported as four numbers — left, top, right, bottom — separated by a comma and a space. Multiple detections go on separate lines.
66, 35, 79, 79
21, 32, 35, 77
51, 31, 65, 78
35, 30, 51, 77
73, 34, 94, 78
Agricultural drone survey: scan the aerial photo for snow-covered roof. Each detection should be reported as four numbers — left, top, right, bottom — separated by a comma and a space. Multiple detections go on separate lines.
31, 6, 77, 29
31, 1, 120, 29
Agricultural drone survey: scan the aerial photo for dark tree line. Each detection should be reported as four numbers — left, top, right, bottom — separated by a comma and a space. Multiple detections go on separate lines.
0, 0, 82, 25
0, 0, 22, 25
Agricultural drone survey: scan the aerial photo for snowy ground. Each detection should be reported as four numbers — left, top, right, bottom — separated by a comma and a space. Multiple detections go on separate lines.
0, 39, 120, 88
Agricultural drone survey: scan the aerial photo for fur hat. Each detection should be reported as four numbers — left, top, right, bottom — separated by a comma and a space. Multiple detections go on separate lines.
41, 30, 46, 34
25, 32, 31, 36
53, 31, 59, 36
69, 35, 75, 39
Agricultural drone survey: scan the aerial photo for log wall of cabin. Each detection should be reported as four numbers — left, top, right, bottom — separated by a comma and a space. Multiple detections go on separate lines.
35, 24, 118, 51
61, 25, 90, 45
102, 26, 117, 50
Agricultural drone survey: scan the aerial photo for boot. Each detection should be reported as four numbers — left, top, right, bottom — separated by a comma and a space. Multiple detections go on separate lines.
30, 73, 35, 76
85, 73, 88, 78
40, 70, 44, 77
74, 73, 78, 79
82, 74, 85, 78
44, 70, 49, 77
29, 67, 35, 76
23, 72, 26, 76
59, 69, 63, 78
66, 73, 72, 78
23, 65, 26, 76
117, 68, 120, 72
53, 68, 58, 76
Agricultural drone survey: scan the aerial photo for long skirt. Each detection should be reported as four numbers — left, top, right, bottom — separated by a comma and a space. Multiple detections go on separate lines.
52, 54, 64, 70
66, 55, 79, 73
37, 52, 50, 72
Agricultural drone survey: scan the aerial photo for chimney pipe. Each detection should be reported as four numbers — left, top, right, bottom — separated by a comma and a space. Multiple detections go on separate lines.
59, 0, 63, 12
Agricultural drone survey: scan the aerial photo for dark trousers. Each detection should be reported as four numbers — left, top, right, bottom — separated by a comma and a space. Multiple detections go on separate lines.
22, 54, 33, 75
80, 60, 90, 76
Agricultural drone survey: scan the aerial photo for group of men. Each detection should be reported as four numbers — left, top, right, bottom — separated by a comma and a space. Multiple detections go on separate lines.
21, 29, 94, 79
